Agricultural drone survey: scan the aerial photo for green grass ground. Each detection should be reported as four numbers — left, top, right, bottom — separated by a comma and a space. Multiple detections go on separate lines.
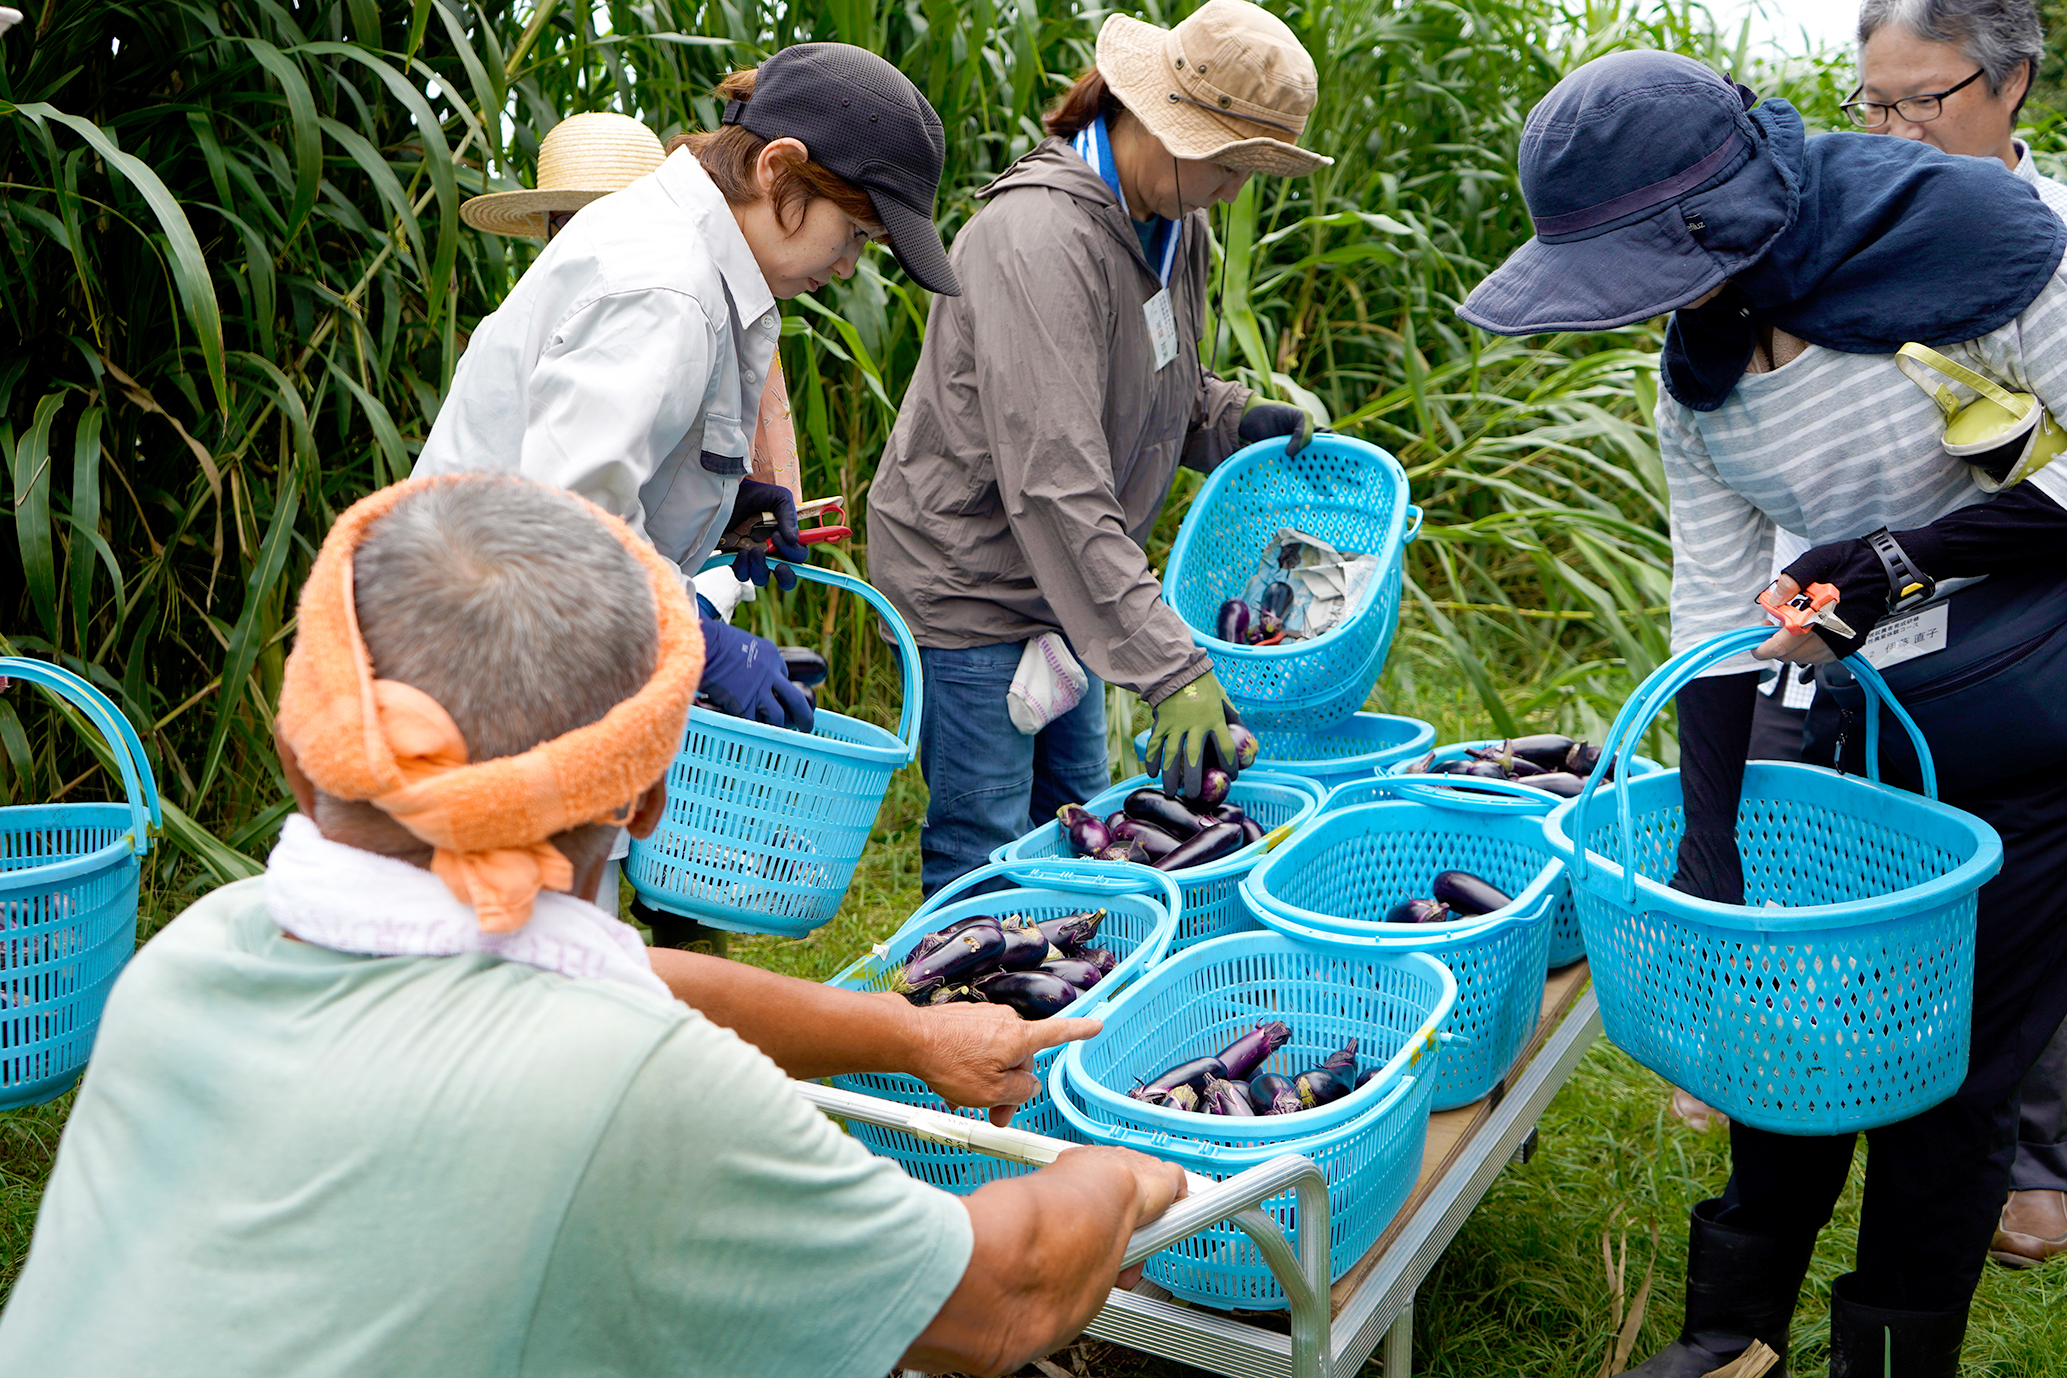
3, 668, 2063, 1375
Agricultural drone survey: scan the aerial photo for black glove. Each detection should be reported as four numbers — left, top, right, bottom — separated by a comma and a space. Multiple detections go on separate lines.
1237, 399, 1314, 455
726, 480, 809, 591
1775, 538, 1897, 658
1667, 672, 1758, 905
698, 616, 815, 732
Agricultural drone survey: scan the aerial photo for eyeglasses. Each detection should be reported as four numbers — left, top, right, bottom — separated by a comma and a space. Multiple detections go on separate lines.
1841, 69, 1986, 128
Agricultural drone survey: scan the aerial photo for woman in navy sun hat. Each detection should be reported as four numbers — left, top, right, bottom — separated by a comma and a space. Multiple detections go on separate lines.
1464, 49, 2067, 1378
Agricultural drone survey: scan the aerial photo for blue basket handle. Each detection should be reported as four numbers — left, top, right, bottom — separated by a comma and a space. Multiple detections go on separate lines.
1572, 628, 1938, 905
752, 562, 923, 760
1328, 771, 1557, 815
910, 857, 1184, 934
1, 656, 160, 855
1402, 504, 1424, 544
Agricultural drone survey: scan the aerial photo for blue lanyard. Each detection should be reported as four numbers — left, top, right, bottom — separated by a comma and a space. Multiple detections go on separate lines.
1073, 114, 1180, 288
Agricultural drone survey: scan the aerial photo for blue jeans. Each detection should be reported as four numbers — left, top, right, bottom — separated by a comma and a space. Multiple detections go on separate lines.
917, 643, 1111, 897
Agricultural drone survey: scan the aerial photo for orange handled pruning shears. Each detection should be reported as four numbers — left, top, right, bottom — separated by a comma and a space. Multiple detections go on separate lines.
1756, 580, 1856, 639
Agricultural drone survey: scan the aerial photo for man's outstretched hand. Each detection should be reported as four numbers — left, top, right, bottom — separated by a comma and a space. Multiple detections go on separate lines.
897, 997, 1102, 1127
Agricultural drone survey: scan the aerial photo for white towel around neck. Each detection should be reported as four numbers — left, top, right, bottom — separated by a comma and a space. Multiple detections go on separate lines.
265, 813, 670, 999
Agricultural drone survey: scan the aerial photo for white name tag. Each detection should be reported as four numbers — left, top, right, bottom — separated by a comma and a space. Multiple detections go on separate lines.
1858, 601, 1949, 670
1143, 289, 1178, 372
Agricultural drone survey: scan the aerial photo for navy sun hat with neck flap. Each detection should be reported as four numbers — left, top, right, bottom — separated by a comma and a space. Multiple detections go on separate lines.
1459, 51, 1797, 335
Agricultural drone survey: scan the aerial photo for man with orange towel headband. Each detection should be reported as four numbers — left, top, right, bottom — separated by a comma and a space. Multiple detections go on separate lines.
0, 476, 1183, 1378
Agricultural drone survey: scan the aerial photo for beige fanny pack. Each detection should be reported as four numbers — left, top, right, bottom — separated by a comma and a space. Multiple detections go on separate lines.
1896, 342, 2066, 492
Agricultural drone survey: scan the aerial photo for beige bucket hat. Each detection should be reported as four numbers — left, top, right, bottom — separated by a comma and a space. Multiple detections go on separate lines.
461, 112, 667, 238
1095, 0, 1331, 177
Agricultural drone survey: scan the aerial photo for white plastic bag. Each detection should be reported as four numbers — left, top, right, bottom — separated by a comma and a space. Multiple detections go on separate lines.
1007, 633, 1089, 735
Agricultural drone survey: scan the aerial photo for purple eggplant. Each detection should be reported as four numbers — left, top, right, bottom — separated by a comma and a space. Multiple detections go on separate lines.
1077, 947, 1117, 975
1403, 750, 1437, 775
1322, 1039, 1359, 1072
1136, 1083, 1200, 1112
1211, 803, 1266, 845
1295, 1066, 1351, 1109
916, 983, 984, 1006
906, 913, 1001, 963
1248, 1072, 1300, 1114
1036, 908, 1106, 954
1354, 1066, 1382, 1091
1228, 723, 1260, 770
1123, 789, 1209, 840
1058, 803, 1111, 856
1505, 756, 1546, 778
1566, 741, 1603, 776
1522, 771, 1586, 797
1109, 817, 1182, 862
1261, 581, 1294, 619
1184, 767, 1232, 811
1041, 958, 1105, 991
1385, 897, 1451, 926
1216, 599, 1252, 644
1505, 733, 1577, 772
1215, 1020, 1292, 1082
1152, 820, 1245, 872
1247, 610, 1285, 643
899, 919, 1006, 993
1433, 870, 1512, 917
973, 969, 1080, 1020
1201, 1076, 1256, 1116
998, 915, 1060, 971
1130, 1054, 1228, 1101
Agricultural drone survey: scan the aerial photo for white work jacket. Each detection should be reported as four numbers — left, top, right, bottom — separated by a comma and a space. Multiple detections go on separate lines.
417, 150, 780, 572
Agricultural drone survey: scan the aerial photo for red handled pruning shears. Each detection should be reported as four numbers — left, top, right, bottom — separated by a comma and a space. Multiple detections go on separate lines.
717, 494, 851, 553
1756, 581, 1856, 639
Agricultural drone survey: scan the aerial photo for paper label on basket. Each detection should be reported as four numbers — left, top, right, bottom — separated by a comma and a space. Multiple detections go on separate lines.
1857, 602, 1949, 671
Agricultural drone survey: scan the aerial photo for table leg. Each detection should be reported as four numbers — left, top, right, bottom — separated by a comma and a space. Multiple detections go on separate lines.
1383, 1299, 1413, 1378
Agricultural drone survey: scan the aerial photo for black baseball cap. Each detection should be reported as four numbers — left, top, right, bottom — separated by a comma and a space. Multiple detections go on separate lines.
724, 43, 962, 296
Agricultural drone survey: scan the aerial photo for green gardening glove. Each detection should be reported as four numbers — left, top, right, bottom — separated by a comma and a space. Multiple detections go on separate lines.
1145, 670, 1239, 801
1238, 395, 1314, 456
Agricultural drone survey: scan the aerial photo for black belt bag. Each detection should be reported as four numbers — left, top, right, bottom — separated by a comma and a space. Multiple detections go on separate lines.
1808, 565, 2067, 797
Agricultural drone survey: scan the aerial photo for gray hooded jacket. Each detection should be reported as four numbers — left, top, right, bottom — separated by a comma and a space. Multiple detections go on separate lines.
866, 139, 1249, 704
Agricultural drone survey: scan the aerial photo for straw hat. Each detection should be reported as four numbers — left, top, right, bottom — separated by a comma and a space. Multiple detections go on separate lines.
461, 112, 667, 238
1095, 0, 1332, 178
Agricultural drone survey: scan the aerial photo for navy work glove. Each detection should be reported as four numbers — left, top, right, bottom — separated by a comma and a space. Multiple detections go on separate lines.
698, 616, 815, 732
1768, 538, 1898, 660
1238, 397, 1314, 456
727, 480, 809, 591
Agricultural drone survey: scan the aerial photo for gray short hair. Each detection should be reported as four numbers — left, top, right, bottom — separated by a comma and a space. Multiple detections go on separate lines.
353, 478, 658, 763
1859, 0, 2044, 106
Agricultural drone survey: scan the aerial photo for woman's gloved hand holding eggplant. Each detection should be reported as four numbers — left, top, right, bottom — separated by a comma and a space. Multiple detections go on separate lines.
697, 615, 816, 732
1237, 394, 1314, 456
1145, 670, 1242, 799
726, 478, 810, 590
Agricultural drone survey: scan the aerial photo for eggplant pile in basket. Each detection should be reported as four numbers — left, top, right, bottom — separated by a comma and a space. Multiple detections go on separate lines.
1397, 732, 1613, 798
894, 908, 1113, 1018
1128, 1021, 1381, 1116
1384, 869, 1512, 926
1057, 727, 1268, 872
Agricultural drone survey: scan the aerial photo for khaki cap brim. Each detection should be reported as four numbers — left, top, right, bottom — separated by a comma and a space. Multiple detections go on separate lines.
460, 187, 615, 239
1097, 13, 1332, 177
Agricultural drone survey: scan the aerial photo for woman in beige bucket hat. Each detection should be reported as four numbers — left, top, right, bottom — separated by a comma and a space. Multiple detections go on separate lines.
867, 0, 1332, 897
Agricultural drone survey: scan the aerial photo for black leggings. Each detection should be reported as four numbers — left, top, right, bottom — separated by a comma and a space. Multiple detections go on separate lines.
1719, 731, 2067, 1312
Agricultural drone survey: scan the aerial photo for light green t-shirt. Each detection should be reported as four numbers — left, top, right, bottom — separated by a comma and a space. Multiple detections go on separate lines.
0, 879, 972, 1377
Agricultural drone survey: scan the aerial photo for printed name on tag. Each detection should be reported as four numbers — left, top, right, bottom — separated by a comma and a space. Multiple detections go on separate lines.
1143, 289, 1178, 372
1858, 601, 1949, 670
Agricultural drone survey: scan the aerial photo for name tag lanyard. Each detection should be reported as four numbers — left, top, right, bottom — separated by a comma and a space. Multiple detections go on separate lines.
1074, 115, 1182, 370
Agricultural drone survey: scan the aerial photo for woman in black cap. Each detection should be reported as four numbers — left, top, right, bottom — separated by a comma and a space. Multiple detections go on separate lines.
1462, 49, 2067, 1378
420, 45, 960, 741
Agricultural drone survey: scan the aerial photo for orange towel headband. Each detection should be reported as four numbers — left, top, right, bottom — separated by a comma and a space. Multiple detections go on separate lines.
275, 476, 702, 932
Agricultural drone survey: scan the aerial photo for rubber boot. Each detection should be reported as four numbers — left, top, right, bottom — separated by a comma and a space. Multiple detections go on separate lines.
1825, 1272, 1968, 1378
1618, 1199, 1817, 1378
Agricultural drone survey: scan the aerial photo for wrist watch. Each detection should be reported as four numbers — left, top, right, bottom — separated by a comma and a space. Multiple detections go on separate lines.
1862, 527, 1937, 614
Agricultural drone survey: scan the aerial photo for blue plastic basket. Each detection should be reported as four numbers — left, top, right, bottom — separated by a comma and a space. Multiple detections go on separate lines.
1132, 713, 1434, 793
993, 771, 1326, 951
1051, 932, 1455, 1309
1243, 776, 1557, 1110
1384, 743, 1663, 967
1163, 436, 1420, 731
628, 564, 920, 938
1541, 629, 2003, 1136
1, 659, 159, 1111
823, 860, 1181, 1192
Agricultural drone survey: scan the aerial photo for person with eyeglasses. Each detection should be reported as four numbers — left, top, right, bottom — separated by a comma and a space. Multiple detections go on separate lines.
1849, 0, 2067, 1276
